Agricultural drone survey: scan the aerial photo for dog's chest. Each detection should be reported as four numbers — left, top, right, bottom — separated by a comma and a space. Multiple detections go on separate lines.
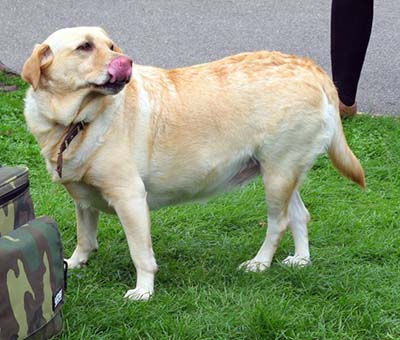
67, 182, 115, 214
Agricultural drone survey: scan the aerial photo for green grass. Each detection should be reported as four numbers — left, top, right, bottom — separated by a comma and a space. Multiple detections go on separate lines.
1, 72, 400, 340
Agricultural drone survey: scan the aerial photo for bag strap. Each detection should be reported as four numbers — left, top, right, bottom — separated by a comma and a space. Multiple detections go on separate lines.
63, 260, 68, 291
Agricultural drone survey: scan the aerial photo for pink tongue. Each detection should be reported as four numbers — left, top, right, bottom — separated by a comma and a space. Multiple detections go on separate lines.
108, 57, 132, 83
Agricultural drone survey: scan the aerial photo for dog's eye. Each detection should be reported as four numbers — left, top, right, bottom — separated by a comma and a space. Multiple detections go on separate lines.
110, 44, 114, 51
77, 42, 93, 52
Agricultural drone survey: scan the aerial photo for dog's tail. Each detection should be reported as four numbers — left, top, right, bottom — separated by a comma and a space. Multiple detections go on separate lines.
326, 103, 365, 189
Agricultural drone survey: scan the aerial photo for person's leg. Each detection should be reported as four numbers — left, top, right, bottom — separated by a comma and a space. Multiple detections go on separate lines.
331, 0, 374, 116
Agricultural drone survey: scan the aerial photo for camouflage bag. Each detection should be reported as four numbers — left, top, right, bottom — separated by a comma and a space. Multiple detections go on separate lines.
0, 217, 66, 340
0, 166, 35, 236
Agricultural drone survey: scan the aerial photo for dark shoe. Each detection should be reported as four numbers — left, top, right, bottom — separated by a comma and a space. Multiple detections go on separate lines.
339, 101, 357, 118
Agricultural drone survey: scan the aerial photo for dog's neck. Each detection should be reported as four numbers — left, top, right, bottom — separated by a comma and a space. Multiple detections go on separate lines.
26, 88, 121, 146
44, 90, 111, 126
24, 87, 126, 181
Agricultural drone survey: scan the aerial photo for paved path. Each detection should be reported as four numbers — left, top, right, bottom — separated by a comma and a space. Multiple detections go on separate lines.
1, 0, 398, 114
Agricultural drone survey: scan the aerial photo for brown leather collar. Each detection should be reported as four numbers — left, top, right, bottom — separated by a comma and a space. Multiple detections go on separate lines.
56, 121, 87, 178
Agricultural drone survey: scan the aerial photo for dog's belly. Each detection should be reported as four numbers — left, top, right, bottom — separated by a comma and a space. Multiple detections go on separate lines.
69, 156, 259, 212
145, 157, 260, 210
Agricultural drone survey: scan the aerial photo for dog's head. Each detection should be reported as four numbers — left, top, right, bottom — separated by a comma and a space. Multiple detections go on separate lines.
22, 27, 132, 95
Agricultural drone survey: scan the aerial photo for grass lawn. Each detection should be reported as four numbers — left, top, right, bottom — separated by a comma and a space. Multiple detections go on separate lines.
1, 72, 400, 340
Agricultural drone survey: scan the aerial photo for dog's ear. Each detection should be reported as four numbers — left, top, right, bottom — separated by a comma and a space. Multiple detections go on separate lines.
21, 44, 53, 90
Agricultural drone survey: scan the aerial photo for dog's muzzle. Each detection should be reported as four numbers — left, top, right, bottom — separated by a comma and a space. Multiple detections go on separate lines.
92, 56, 133, 94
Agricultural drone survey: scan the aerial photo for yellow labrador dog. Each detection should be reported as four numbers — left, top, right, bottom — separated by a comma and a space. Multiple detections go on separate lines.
22, 27, 365, 300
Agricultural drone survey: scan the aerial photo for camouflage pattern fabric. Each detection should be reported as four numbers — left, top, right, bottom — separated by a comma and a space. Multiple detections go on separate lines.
25, 313, 62, 340
0, 166, 35, 237
0, 217, 65, 340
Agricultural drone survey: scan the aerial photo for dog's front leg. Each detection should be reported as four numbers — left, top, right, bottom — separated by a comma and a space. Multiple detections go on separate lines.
110, 189, 158, 301
67, 202, 99, 269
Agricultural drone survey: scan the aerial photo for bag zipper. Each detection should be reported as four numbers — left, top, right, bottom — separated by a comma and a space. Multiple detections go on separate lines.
0, 181, 29, 206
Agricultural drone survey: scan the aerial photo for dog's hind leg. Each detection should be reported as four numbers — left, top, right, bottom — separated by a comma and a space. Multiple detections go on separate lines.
66, 203, 99, 269
282, 190, 311, 266
239, 166, 297, 272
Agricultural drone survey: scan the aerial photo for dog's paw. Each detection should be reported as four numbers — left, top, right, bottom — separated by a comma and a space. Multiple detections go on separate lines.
282, 255, 311, 267
124, 287, 153, 301
238, 259, 270, 272
65, 256, 88, 269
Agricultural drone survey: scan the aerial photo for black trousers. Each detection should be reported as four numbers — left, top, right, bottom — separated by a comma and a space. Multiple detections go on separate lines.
331, 0, 374, 106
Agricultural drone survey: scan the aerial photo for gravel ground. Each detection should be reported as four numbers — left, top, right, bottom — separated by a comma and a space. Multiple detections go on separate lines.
1, 0, 398, 114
